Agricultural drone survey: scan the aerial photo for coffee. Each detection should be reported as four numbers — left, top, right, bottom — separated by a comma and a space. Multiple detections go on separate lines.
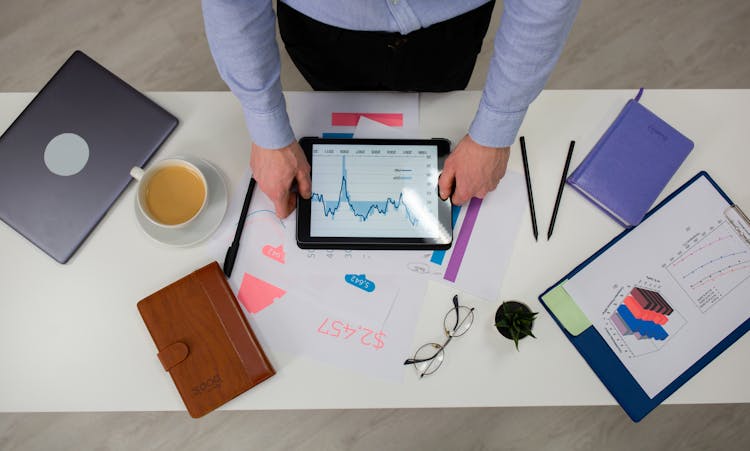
145, 165, 206, 225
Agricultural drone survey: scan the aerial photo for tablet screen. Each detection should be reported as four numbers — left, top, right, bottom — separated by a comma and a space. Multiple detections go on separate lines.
310, 142, 440, 238
297, 138, 452, 250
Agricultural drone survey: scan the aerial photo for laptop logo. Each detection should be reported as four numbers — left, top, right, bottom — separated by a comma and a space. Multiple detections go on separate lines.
44, 133, 89, 176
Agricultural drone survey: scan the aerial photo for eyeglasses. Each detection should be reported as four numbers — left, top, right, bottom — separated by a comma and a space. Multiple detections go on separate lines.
404, 294, 475, 378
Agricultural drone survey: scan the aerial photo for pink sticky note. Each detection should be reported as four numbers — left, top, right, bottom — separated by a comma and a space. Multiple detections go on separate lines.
262, 244, 286, 263
238, 273, 286, 314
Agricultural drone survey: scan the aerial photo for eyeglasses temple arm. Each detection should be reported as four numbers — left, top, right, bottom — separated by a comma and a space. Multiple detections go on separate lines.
403, 336, 453, 366
451, 294, 460, 331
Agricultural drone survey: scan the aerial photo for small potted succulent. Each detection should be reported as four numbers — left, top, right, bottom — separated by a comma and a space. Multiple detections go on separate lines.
494, 301, 537, 350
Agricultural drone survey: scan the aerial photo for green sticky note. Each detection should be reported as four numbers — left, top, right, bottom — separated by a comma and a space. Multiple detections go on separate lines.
541, 281, 591, 336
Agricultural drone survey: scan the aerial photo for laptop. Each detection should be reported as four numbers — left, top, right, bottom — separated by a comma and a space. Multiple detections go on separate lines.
0, 51, 178, 263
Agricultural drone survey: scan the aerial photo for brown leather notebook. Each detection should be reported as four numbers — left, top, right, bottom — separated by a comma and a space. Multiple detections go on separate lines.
137, 261, 275, 418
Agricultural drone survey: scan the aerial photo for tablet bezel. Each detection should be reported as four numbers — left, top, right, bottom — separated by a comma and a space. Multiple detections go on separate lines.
296, 137, 453, 250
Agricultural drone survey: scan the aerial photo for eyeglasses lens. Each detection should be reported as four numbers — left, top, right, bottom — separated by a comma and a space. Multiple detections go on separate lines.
443, 306, 474, 337
411, 343, 445, 376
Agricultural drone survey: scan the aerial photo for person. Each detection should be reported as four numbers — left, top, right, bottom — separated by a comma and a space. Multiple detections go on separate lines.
203, 0, 580, 218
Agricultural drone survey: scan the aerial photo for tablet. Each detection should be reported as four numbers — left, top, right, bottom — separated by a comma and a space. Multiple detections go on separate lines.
296, 137, 453, 250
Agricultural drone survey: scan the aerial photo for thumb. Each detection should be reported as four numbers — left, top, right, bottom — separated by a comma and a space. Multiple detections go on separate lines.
438, 165, 455, 201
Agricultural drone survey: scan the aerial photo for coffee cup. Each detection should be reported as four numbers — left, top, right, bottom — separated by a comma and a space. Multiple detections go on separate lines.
130, 159, 208, 229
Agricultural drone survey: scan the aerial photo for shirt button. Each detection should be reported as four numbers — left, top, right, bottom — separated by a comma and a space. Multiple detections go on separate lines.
391, 0, 400, 5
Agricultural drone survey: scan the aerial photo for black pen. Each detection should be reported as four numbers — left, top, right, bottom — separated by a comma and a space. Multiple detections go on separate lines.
547, 141, 575, 240
519, 136, 538, 241
223, 177, 256, 278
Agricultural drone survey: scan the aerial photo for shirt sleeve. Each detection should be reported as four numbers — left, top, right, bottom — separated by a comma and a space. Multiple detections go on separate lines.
469, 0, 581, 148
202, 0, 295, 149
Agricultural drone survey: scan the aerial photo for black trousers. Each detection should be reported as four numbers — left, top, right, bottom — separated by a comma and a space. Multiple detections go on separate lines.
277, 1, 496, 92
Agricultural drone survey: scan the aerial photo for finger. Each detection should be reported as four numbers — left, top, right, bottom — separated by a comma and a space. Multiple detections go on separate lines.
273, 189, 293, 219
437, 165, 455, 201
451, 183, 471, 206
286, 189, 298, 215
296, 168, 312, 199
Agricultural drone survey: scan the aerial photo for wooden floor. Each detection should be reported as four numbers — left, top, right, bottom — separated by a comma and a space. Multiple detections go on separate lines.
1, 0, 750, 449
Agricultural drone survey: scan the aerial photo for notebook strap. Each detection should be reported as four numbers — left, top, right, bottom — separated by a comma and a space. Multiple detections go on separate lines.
157, 341, 190, 371
634, 87, 644, 102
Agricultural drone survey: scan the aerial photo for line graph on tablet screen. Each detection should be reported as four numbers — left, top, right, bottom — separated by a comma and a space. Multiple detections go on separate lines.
310, 144, 439, 238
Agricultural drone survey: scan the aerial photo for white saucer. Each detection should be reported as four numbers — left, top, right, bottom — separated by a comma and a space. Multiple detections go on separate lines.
135, 156, 228, 247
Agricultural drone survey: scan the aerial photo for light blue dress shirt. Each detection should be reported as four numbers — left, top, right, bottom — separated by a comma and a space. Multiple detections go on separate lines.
202, 0, 580, 149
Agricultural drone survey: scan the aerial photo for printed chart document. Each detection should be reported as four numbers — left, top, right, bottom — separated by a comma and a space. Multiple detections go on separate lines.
564, 176, 750, 398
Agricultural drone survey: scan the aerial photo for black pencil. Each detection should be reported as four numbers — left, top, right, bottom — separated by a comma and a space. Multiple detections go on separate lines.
547, 141, 575, 240
519, 136, 538, 241
223, 176, 256, 278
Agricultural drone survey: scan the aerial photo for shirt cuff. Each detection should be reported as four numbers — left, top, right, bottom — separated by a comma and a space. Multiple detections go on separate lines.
468, 98, 528, 148
242, 102, 296, 150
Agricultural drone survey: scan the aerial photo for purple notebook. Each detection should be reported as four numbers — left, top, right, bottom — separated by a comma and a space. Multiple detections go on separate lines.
567, 90, 694, 227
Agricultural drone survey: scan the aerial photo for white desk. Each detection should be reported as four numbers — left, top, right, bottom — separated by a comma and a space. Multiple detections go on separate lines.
1, 90, 748, 412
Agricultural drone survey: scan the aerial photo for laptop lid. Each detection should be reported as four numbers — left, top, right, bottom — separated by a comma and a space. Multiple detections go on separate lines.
0, 51, 178, 263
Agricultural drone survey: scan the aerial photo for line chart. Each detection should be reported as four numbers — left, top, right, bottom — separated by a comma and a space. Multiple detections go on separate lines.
309, 144, 439, 238
664, 220, 750, 312
311, 156, 419, 226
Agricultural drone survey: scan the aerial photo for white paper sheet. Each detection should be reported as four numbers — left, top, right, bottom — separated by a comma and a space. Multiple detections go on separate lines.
253, 275, 427, 382
398, 172, 526, 302
441, 173, 526, 300
564, 176, 750, 398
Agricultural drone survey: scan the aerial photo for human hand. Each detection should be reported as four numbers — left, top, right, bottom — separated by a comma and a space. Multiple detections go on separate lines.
250, 140, 312, 218
437, 134, 510, 205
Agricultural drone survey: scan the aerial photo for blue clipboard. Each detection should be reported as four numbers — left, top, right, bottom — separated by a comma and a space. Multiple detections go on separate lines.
539, 171, 750, 422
